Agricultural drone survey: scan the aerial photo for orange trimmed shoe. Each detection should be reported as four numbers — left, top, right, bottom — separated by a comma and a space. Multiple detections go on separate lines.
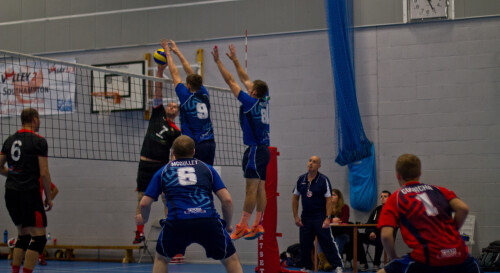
243, 225, 264, 240
230, 224, 251, 240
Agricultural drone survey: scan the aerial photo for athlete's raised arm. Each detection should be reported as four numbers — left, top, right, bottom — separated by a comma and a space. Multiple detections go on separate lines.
162, 39, 182, 87
154, 64, 167, 100
212, 46, 241, 98
226, 44, 253, 92
170, 40, 195, 75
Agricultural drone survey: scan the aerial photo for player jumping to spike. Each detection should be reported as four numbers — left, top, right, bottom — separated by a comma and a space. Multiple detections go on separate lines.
212, 44, 270, 240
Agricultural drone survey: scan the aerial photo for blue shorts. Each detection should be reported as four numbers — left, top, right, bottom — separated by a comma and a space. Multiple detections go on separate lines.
384, 254, 482, 273
156, 218, 236, 260
194, 139, 216, 165
242, 145, 270, 180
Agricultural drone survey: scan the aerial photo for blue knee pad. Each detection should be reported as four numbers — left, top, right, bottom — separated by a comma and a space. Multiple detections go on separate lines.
28, 235, 47, 254
14, 235, 31, 251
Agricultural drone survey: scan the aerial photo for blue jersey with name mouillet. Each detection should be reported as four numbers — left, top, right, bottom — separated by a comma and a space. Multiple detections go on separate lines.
145, 158, 225, 220
238, 91, 269, 146
175, 83, 214, 144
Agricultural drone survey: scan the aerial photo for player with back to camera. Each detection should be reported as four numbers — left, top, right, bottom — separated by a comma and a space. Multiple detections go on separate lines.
377, 154, 482, 273
161, 39, 216, 166
133, 61, 181, 244
0, 108, 54, 273
136, 135, 243, 273
211, 44, 270, 240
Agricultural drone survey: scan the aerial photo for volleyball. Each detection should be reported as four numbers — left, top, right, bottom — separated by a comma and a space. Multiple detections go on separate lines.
153, 49, 167, 65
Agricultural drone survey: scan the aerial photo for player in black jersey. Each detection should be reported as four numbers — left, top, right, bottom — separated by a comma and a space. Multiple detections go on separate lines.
0, 108, 53, 273
133, 63, 181, 244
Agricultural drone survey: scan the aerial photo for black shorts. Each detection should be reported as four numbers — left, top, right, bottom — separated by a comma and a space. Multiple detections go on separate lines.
5, 188, 47, 228
242, 145, 270, 180
194, 139, 216, 165
156, 218, 236, 260
136, 160, 168, 192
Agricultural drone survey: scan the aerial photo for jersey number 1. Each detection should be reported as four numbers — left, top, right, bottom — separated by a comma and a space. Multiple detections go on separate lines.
416, 192, 438, 216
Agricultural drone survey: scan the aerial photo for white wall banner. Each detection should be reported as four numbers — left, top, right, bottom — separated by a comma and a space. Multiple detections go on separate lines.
0, 59, 76, 117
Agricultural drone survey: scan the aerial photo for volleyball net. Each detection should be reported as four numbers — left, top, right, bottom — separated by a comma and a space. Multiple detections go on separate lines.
0, 49, 244, 166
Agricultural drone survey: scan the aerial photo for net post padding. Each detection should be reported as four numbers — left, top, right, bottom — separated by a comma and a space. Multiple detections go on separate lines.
256, 147, 286, 273
91, 92, 122, 118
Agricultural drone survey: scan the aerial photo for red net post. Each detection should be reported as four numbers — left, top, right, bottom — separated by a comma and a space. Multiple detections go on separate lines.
256, 147, 281, 273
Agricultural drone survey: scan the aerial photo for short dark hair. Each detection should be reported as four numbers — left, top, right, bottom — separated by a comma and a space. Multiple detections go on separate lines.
381, 190, 391, 196
186, 74, 203, 92
172, 135, 195, 159
21, 108, 39, 125
395, 154, 421, 181
253, 80, 268, 98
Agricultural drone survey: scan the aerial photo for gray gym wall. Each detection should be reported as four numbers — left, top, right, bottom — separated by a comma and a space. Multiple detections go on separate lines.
0, 0, 499, 264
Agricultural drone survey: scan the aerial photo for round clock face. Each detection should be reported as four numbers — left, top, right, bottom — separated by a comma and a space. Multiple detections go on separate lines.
409, 0, 448, 20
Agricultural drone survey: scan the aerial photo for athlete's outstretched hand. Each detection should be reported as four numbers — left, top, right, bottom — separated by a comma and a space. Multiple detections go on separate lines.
160, 39, 171, 55
211, 45, 220, 62
45, 199, 53, 211
294, 216, 304, 227
226, 44, 237, 61
322, 218, 331, 229
169, 40, 180, 55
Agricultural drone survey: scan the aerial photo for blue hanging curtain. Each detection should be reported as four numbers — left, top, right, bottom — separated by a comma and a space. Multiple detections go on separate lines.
348, 143, 377, 211
324, 0, 372, 166
325, 0, 376, 211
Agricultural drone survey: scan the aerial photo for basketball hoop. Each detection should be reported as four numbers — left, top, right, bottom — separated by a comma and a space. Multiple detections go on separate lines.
91, 92, 121, 118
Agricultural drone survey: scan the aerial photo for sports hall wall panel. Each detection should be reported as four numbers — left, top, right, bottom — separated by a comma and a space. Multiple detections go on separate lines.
1, 17, 500, 264
2, 1, 500, 53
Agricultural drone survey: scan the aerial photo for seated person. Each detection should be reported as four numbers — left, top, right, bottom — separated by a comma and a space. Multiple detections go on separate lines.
358, 190, 391, 271
318, 188, 350, 271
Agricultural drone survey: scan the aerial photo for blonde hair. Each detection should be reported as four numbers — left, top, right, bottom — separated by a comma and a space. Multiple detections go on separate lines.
331, 188, 345, 217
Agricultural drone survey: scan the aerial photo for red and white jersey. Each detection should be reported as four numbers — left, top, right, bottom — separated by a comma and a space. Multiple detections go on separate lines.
378, 181, 468, 266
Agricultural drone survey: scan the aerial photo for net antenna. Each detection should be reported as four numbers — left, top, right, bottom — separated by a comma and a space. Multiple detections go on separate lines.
245, 29, 248, 72
91, 91, 122, 118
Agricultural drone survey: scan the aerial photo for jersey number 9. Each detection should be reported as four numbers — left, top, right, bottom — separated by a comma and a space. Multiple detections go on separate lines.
196, 103, 208, 119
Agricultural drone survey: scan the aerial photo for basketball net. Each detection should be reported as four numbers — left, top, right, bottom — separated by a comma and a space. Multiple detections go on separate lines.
91, 92, 121, 118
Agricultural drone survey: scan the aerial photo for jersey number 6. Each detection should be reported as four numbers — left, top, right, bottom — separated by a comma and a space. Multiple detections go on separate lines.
177, 167, 198, 186
11, 140, 22, 161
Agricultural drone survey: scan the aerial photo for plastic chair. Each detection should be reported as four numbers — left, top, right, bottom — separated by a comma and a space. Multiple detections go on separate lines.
138, 218, 163, 263
459, 214, 475, 246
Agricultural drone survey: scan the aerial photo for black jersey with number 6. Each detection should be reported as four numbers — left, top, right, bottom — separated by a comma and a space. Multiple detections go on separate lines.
1, 129, 48, 191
